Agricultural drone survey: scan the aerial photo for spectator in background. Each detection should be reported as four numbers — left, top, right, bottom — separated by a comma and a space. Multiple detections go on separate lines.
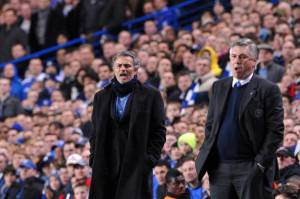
22, 58, 46, 96
276, 146, 300, 185
181, 158, 206, 199
0, 164, 21, 199
164, 169, 189, 199
0, 8, 27, 62
79, 0, 125, 34
94, 63, 111, 90
193, 56, 218, 103
118, 30, 132, 50
0, 77, 23, 121
19, 1, 32, 34
73, 183, 89, 199
153, 160, 170, 199
55, 0, 81, 40
18, 159, 44, 199
29, 0, 65, 52
256, 44, 285, 83
2, 63, 23, 99
10, 43, 28, 78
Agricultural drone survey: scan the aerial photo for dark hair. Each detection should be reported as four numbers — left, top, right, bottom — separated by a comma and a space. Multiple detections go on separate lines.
49, 121, 64, 129
165, 169, 183, 184
3, 165, 16, 176
155, 159, 171, 169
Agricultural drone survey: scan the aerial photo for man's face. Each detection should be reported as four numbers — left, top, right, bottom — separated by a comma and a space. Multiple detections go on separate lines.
0, 79, 11, 96
38, 0, 50, 10
113, 56, 136, 84
162, 72, 175, 87
195, 58, 211, 76
118, 31, 131, 47
178, 75, 192, 92
167, 175, 186, 195
99, 66, 111, 80
11, 44, 26, 59
258, 49, 273, 64
144, 21, 157, 35
277, 155, 295, 170
63, 143, 76, 159
181, 160, 197, 184
79, 48, 94, 66
283, 133, 298, 147
20, 168, 34, 180
74, 186, 88, 199
282, 42, 295, 60
4, 173, 16, 186
74, 165, 86, 179
154, 165, 168, 185
3, 10, 17, 26
229, 46, 256, 79
29, 59, 43, 75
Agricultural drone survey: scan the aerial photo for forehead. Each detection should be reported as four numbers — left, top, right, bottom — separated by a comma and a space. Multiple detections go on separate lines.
230, 46, 250, 55
170, 175, 185, 183
114, 56, 134, 64
196, 59, 209, 64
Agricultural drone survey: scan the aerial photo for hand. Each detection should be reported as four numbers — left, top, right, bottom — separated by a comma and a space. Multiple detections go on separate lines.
256, 163, 265, 172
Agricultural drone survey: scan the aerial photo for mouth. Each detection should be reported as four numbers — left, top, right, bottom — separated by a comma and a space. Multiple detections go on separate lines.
234, 66, 242, 72
120, 73, 127, 77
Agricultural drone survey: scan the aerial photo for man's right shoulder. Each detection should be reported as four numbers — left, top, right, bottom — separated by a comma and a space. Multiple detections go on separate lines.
212, 77, 232, 88
94, 85, 112, 98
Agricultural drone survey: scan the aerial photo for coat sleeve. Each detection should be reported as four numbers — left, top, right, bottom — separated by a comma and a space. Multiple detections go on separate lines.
89, 93, 99, 167
147, 90, 166, 167
205, 82, 216, 138
254, 84, 284, 168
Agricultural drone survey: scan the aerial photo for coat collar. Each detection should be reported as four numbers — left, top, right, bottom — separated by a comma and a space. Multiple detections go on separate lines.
239, 74, 259, 119
217, 74, 259, 120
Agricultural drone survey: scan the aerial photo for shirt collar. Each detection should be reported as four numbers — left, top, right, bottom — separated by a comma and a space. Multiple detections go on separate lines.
232, 73, 253, 88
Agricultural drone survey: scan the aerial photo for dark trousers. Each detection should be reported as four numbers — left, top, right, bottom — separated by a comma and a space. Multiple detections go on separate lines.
208, 161, 272, 199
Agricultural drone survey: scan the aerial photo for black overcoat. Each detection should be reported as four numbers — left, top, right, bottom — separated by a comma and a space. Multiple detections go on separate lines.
89, 82, 166, 199
195, 74, 284, 199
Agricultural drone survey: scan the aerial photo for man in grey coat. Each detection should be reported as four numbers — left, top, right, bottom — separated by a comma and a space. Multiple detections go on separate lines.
195, 38, 284, 199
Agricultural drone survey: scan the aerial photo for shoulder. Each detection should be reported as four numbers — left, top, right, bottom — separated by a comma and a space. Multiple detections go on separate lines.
254, 74, 278, 89
212, 76, 232, 87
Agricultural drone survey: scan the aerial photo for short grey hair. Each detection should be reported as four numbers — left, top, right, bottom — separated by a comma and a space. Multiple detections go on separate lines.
230, 38, 258, 59
112, 51, 140, 68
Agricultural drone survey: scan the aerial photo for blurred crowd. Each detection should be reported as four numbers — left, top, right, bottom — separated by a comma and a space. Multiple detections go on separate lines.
0, 0, 300, 198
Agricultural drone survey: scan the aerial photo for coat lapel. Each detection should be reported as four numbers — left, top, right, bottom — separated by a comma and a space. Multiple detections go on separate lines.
239, 75, 259, 119
217, 78, 232, 122
129, 83, 147, 131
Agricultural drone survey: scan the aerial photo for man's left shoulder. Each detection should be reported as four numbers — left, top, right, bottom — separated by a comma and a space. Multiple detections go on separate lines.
138, 83, 160, 96
254, 75, 279, 90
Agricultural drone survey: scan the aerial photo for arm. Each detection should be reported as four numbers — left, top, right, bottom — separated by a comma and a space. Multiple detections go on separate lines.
204, 82, 216, 138
89, 93, 99, 167
147, 90, 166, 167
255, 84, 284, 168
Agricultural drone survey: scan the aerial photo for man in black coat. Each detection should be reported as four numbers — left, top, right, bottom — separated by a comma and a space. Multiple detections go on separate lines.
29, 0, 65, 52
195, 38, 284, 199
89, 51, 166, 199
0, 77, 23, 121
0, 8, 27, 62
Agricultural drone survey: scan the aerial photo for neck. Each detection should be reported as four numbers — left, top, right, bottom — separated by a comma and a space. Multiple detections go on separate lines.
188, 179, 199, 188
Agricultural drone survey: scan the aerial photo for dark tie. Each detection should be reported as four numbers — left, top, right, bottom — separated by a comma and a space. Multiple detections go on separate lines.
234, 81, 241, 88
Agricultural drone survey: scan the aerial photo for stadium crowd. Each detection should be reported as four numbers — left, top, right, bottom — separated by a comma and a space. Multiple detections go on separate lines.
0, 0, 300, 198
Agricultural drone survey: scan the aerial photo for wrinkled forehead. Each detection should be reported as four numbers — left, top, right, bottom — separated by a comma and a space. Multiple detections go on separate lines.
229, 45, 252, 57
